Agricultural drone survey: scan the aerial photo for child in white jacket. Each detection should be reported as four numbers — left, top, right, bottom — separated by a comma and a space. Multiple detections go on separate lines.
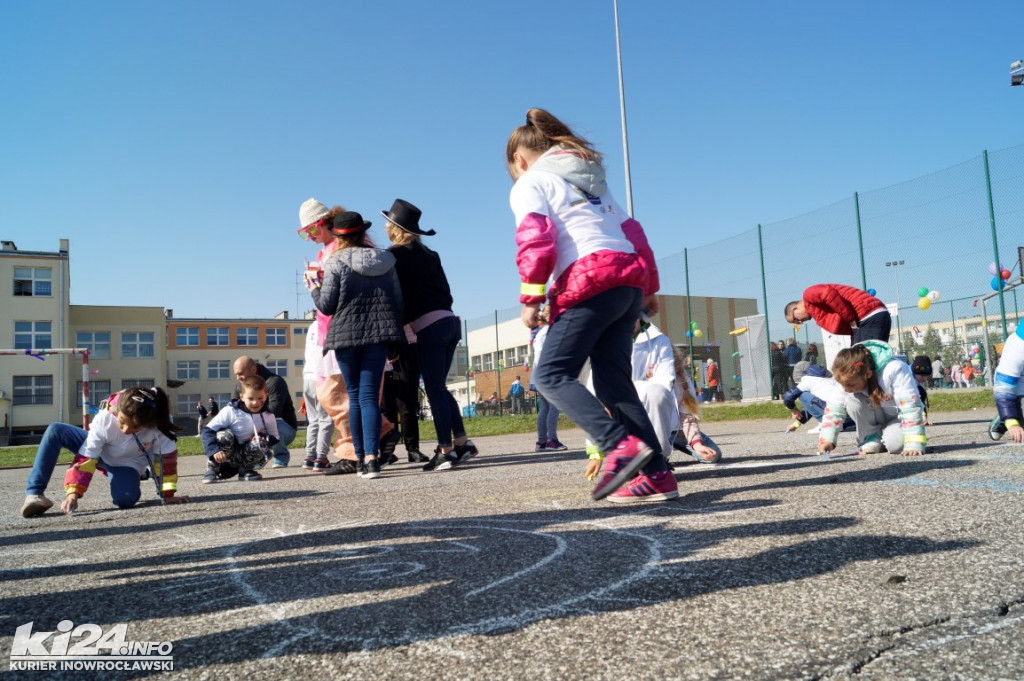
818, 341, 926, 456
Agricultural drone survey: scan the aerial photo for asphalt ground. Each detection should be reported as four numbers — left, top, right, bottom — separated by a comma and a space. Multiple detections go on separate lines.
1, 410, 1023, 681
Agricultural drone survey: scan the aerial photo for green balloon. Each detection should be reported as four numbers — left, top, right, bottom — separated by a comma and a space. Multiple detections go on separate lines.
916, 286, 929, 298
690, 321, 699, 330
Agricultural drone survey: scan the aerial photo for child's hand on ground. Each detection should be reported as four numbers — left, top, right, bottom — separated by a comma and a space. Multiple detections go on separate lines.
164, 495, 190, 504
786, 421, 800, 433
213, 452, 228, 464
584, 458, 602, 481
1009, 425, 1024, 443
692, 443, 718, 462
61, 494, 80, 514
818, 441, 835, 455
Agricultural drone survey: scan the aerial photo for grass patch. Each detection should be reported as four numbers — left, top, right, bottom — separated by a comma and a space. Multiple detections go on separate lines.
0, 392, 996, 469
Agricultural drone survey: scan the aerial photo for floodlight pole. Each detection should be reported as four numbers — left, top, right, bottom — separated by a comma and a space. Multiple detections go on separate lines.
613, 0, 634, 217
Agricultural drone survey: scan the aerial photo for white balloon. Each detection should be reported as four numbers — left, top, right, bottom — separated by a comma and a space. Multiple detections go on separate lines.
927, 290, 941, 302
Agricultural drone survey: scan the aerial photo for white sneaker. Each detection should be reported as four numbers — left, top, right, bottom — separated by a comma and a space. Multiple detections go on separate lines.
859, 439, 884, 454
806, 425, 821, 435
21, 494, 54, 518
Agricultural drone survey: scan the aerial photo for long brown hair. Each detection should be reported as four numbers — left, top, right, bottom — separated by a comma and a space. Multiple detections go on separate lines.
672, 346, 700, 416
505, 108, 602, 179
832, 345, 886, 406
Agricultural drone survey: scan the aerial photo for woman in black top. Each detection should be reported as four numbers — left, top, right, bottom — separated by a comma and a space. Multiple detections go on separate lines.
382, 199, 478, 471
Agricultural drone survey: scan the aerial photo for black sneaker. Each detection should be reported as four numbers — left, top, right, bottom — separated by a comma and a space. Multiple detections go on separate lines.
423, 447, 458, 471
324, 459, 358, 476
363, 458, 381, 479
407, 449, 429, 463
379, 452, 399, 468
239, 470, 262, 482
454, 439, 479, 463
989, 415, 1007, 441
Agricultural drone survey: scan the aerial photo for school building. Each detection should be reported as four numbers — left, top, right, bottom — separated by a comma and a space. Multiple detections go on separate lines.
0, 240, 311, 444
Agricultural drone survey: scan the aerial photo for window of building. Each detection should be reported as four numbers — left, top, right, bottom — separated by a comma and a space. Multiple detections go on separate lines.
482, 353, 494, 371
294, 359, 304, 367
13, 267, 52, 297
76, 380, 111, 408
471, 355, 482, 372
15, 321, 52, 349
176, 394, 201, 416
293, 327, 305, 335
207, 327, 229, 346
266, 327, 287, 346
175, 327, 200, 346
236, 327, 259, 346
121, 379, 155, 390
13, 375, 53, 405
176, 361, 200, 381
266, 359, 288, 377
210, 392, 231, 409
122, 332, 155, 358
76, 331, 111, 359
208, 360, 231, 380
516, 345, 529, 365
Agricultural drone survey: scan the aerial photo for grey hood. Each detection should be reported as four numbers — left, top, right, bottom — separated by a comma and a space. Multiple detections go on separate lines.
337, 247, 397, 277
531, 145, 607, 197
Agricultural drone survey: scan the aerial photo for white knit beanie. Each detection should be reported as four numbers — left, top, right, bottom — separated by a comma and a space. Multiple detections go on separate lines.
299, 198, 329, 228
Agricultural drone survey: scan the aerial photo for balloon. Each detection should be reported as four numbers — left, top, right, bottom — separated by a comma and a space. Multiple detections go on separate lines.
867, 288, 876, 296
1002, 269, 1012, 280
917, 297, 931, 310
694, 329, 703, 338
685, 330, 693, 338
916, 286, 929, 298
992, 276, 1005, 291
927, 290, 941, 302
729, 327, 748, 336
990, 262, 999, 276
689, 321, 699, 330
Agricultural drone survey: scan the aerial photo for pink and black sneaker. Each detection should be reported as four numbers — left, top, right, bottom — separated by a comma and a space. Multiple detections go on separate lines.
591, 434, 654, 501
607, 470, 679, 503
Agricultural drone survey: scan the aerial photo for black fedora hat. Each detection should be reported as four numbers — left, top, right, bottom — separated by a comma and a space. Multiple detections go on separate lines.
329, 211, 371, 236
381, 199, 436, 236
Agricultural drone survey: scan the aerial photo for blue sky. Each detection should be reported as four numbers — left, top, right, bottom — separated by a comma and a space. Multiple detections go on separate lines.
2, 1, 1022, 324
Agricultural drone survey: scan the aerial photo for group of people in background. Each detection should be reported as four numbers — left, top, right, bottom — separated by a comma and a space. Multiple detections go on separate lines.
21, 110, 1024, 516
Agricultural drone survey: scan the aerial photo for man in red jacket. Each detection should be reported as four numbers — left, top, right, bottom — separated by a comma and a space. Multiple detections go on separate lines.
785, 284, 891, 344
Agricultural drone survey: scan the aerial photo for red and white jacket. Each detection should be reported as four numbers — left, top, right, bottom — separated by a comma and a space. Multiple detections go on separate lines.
510, 147, 658, 321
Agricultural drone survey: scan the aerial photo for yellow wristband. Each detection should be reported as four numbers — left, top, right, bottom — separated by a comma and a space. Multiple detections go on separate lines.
585, 443, 604, 460
520, 282, 546, 297
1006, 419, 1020, 428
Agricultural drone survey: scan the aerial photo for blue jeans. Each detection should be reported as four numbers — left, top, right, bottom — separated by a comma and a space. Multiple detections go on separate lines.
27, 422, 141, 508
800, 391, 826, 422
534, 287, 666, 475
415, 316, 466, 449
335, 344, 389, 458
536, 392, 560, 442
271, 419, 297, 465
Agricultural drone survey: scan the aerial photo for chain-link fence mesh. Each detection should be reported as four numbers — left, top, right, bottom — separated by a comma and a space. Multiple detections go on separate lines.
457, 143, 1024, 400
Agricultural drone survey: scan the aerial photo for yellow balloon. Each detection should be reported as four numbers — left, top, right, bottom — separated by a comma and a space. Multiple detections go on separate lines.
917, 297, 931, 310
694, 329, 703, 338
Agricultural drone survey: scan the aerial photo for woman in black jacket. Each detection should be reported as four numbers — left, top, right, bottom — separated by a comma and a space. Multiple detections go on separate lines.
310, 211, 405, 479
382, 199, 478, 471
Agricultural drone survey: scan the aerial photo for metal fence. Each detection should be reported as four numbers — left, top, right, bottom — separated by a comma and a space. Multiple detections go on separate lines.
459, 143, 1024, 400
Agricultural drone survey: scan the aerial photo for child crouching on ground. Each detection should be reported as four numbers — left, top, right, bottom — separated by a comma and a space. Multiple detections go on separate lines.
201, 375, 279, 483
988, 326, 1024, 442
818, 341, 926, 456
22, 387, 186, 517
671, 346, 722, 464
783, 361, 854, 435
